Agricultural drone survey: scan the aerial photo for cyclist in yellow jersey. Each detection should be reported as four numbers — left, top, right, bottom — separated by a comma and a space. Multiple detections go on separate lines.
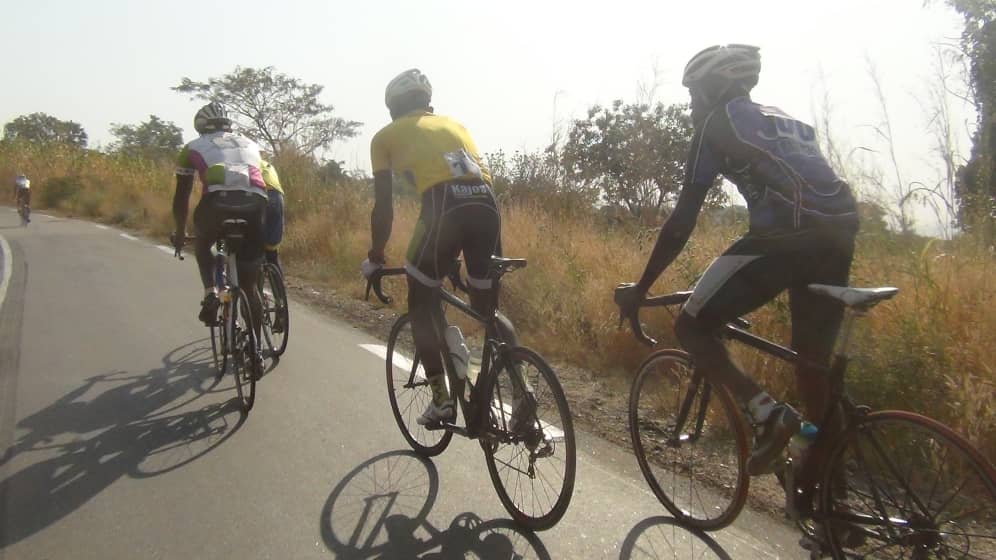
260, 159, 285, 273
362, 69, 503, 425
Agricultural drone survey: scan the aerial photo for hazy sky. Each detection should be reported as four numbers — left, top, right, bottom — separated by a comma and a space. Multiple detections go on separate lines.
1, 0, 974, 233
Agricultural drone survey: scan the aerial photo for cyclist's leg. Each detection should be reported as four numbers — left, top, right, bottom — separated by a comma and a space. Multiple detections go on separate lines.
230, 193, 267, 343
405, 186, 461, 422
789, 232, 854, 492
675, 234, 799, 474
458, 185, 504, 337
263, 189, 284, 273
192, 195, 223, 324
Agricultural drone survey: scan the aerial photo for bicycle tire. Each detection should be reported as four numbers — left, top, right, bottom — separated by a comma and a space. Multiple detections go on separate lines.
483, 346, 576, 531
385, 314, 453, 456
819, 410, 996, 560
229, 289, 259, 412
259, 263, 289, 358
210, 302, 227, 375
629, 349, 749, 530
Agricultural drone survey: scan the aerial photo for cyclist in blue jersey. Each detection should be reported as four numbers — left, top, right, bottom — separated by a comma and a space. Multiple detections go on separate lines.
617, 45, 859, 477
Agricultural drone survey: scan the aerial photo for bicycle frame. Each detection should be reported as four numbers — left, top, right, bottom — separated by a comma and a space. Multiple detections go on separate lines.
635, 292, 880, 481
370, 267, 527, 441
430, 289, 512, 437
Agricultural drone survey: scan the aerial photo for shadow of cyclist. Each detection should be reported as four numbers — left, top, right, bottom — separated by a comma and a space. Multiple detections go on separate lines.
619, 516, 733, 560
320, 450, 550, 559
0, 339, 245, 548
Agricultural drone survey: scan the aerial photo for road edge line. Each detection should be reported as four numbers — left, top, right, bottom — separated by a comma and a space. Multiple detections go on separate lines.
0, 234, 11, 312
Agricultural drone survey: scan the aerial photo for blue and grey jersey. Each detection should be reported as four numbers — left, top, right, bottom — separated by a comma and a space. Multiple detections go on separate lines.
685, 96, 858, 232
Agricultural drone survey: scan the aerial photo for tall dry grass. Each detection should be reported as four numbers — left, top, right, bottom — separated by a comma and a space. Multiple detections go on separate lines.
3, 141, 993, 461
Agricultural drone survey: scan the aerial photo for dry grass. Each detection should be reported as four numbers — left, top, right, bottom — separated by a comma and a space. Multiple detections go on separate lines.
3, 141, 993, 462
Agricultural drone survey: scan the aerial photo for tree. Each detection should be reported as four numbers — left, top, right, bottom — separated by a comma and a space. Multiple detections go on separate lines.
109, 115, 183, 160
3, 112, 88, 148
173, 66, 361, 157
934, 1, 995, 231
559, 101, 717, 218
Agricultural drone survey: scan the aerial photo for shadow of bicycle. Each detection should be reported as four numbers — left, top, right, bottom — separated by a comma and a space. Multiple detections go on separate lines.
619, 516, 733, 560
320, 450, 551, 559
0, 338, 245, 548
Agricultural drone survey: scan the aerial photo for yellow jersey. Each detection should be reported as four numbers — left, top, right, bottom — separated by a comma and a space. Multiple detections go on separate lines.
260, 159, 284, 195
370, 111, 491, 194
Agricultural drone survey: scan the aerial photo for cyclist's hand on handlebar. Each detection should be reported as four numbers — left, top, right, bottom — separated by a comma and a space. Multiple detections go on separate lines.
361, 258, 383, 280
614, 282, 646, 320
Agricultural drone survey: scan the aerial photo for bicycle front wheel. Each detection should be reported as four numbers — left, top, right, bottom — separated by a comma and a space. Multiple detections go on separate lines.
820, 410, 996, 559
483, 346, 576, 531
229, 289, 259, 412
629, 349, 749, 530
258, 263, 289, 358
385, 314, 453, 457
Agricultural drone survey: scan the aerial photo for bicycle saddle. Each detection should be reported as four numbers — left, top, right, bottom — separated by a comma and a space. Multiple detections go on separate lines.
808, 284, 899, 309
220, 219, 249, 239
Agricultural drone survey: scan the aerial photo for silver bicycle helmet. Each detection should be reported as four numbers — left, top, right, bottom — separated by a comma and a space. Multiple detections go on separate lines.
682, 44, 761, 106
193, 102, 232, 134
384, 69, 432, 109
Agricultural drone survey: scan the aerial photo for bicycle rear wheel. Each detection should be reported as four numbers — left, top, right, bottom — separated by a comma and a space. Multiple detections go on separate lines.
210, 302, 227, 374
385, 314, 453, 456
483, 346, 576, 531
629, 349, 749, 530
820, 410, 996, 559
258, 263, 289, 358
229, 289, 259, 412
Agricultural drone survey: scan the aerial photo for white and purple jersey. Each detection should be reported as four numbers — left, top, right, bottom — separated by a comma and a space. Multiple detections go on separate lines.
176, 132, 267, 198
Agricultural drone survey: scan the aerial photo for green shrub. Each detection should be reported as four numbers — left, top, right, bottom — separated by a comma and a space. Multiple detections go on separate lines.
41, 176, 82, 208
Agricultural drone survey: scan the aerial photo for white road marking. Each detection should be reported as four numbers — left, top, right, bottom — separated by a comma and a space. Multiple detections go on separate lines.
120, 233, 139, 241
95, 224, 110, 230
0, 234, 11, 311
156, 245, 175, 255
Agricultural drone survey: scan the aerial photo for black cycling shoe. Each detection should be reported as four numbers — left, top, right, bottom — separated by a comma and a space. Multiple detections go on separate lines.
199, 293, 221, 326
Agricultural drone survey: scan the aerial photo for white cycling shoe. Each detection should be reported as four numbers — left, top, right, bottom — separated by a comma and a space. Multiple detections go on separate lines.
417, 400, 456, 426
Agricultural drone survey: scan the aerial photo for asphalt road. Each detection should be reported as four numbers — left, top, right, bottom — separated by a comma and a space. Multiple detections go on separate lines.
0, 208, 807, 559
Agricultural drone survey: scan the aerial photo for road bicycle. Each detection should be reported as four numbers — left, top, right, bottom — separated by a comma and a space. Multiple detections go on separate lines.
173, 220, 262, 412
16, 196, 30, 226
257, 260, 289, 358
616, 282, 996, 558
365, 257, 576, 530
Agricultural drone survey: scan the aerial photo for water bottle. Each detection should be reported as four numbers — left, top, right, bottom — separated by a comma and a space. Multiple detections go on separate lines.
788, 421, 819, 461
444, 325, 471, 379
784, 421, 819, 520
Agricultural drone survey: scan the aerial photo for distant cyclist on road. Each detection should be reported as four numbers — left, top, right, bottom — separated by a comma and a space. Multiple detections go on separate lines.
260, 158, 285, 274
616, 45, 860, 477
13, 173, 31, 223
361, 69, 503, 426
172, 102, 268, 343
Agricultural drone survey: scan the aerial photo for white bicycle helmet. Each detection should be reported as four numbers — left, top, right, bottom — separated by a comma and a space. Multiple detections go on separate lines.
384, 69, 432, 109
682, 44, 761, 99
193, 102, 232, 134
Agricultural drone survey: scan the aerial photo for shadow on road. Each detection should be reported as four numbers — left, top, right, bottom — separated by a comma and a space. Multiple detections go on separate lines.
619, 516, 732, 559
320, 450, 551, 559
0, 339, 246, 548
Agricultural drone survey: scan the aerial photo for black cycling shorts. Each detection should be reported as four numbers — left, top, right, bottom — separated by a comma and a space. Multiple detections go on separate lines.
682, 227, 855, 364
405, 181, 501, 289
15, 189, 30, 206
193, 190, 267, 265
